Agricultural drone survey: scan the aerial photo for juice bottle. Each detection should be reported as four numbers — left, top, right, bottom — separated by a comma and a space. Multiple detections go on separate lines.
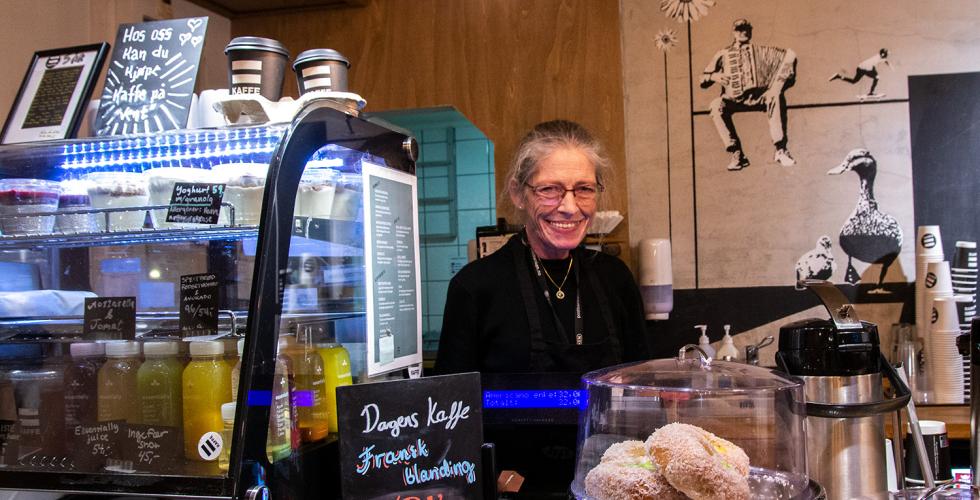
97, 341, 142, 422
218, 402, 236, 472
138, 341, 183, 427
230, 339, 245, 402
283, 328, 329, 442
64, 342, 104, 433
182, 341, 231, 464
267, 348, 293, 462
223, 338, 240, 371
278, 336, 302, 451
316, 342, 352, 433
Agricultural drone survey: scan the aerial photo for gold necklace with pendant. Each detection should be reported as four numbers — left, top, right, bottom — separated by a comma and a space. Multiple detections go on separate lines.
540, 256, 573, 300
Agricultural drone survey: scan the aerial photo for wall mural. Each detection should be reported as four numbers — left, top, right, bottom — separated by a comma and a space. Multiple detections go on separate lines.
619, 1, 973, 356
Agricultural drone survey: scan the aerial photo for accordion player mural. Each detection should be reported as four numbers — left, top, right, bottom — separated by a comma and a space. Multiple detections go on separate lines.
619, 1, 980, 355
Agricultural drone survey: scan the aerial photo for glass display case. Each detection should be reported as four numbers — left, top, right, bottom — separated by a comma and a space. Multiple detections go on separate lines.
0, 98, 421, 498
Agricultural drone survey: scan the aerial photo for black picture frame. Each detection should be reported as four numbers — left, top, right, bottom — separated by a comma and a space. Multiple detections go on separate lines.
0, 42, 109, 144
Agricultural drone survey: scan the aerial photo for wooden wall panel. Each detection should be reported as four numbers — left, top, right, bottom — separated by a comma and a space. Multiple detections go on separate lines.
232, 0, 632, 263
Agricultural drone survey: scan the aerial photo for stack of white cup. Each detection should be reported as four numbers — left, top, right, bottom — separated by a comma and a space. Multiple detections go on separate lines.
915, 226, 944, 403
951, 241, 978, 401
930, 295, 968, 403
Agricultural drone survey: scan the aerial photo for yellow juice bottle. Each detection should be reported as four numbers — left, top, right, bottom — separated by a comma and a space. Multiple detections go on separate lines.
230, 339, 244, 402
98, 341, 142, 422
283, 329, 329, 443
316, 342, 352, 433
218, 402, 236, 472
138, 341, 183, 427
182, 341, 231, 465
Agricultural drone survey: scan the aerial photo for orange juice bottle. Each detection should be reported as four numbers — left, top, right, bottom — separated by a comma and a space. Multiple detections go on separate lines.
316, 342, 352, 433
182, 341, 231, 464
230, 339, 244, 402
283, 328, 329, 442
138, 341, 183, 427
98, 341, 142, 422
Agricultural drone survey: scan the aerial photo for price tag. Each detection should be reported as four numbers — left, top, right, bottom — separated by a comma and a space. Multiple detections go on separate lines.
119, 424, 180, 472
166, 183, 226, 225
83, 297, 136, 341
70, 421, 123, 472
179, 273, 220, 338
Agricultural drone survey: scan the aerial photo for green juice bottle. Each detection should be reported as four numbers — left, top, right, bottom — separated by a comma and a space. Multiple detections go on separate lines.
138, 341, 183, 427
98, 341, 142, 423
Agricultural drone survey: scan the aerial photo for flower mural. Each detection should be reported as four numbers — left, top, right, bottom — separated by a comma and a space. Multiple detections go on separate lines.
661, 0, 715, 23
655, 28, 678, 52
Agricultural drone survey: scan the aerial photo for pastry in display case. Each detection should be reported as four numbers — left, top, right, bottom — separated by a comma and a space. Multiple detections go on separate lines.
0, 98, 421, 498
572, 346, 826, 499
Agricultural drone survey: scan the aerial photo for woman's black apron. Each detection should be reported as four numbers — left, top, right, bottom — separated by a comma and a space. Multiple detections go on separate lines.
510, 235, 622, 372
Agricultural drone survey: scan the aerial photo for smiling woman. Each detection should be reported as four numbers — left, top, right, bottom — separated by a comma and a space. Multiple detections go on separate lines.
434, 120, 650, 374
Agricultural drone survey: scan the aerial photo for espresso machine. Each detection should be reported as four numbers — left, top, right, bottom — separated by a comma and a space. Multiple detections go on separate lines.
778, 281, 911, 499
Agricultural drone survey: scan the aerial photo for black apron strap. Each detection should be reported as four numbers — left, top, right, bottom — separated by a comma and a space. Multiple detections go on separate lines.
510, 234, 551, 371
579, 249, 622, 360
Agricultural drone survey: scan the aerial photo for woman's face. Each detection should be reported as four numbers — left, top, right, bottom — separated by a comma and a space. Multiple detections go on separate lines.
512, 147, 598, 260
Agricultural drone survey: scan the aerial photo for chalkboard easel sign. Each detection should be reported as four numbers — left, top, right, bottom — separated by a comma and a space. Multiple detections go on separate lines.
94, 16, 208, 136
337, 373, 484, 500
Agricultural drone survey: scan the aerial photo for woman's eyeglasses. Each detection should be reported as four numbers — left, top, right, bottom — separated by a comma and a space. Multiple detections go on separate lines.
524, 183, 603, 205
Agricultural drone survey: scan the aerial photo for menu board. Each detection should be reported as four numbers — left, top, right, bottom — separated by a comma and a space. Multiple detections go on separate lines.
179, 272, 220, 338
337, 373, 483, 500
94, 17, 208, 136
362, 161, 422, 376
83, 297, 137, 341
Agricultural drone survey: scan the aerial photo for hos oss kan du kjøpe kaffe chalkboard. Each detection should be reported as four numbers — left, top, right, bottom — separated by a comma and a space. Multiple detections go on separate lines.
94, 17, 207, 136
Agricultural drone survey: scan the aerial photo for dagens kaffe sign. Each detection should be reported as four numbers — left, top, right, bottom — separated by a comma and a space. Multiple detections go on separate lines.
337, 373, 483, 500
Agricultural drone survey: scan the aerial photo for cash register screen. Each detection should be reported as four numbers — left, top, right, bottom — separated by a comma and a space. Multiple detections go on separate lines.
480, 373, 583, 426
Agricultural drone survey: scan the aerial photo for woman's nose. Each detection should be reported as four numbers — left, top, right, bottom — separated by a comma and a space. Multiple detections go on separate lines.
557, 190, 578, 212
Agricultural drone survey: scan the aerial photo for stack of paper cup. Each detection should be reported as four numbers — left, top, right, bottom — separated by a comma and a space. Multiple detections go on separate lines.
951, 241, 978, 400
916, 226, 944, 343
930, 296, 966, 403
921, 260, 953, 400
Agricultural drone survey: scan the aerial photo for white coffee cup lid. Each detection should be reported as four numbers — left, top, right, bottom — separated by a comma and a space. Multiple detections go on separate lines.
908, 419, 947, 435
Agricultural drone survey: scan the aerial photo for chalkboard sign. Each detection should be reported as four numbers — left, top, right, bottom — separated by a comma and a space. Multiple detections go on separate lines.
94, 17, 208, 136
71, 420, 123, 472
166, 182, 225, 225
179, 272, 220, 338
83, 297, 136, 341
119, 424, 181, 473
337, 373, 483, 500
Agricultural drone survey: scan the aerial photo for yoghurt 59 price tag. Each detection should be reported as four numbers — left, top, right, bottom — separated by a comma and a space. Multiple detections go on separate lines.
167, 182, 226, 225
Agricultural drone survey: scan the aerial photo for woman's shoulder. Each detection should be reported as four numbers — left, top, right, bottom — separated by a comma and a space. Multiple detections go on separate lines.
450, 241, 518, 288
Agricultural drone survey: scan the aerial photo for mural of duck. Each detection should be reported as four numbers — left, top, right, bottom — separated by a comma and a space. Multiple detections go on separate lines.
795, 235, 836, 288
828, 149, 903, 291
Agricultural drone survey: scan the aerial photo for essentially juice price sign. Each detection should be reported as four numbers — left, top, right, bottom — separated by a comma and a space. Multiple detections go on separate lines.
337, 373, 483, 500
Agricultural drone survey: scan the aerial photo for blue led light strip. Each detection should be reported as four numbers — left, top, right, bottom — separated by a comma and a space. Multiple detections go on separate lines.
58, 125, 288, 171
482, 390, 587, 409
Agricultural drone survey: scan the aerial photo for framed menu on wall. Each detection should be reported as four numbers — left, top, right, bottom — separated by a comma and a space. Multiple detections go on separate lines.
0, 43, 109, 144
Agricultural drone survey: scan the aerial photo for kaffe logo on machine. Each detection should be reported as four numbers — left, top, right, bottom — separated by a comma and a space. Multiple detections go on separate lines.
337, 373, 483, 500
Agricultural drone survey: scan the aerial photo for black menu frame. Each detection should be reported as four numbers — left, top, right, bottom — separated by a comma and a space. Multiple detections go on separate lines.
1, 43, 109, 144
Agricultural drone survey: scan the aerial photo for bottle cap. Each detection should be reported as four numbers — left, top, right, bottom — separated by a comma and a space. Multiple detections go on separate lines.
105, 341, 140, 357
221, 402, 238, 422
143, 341, 179, 357
70, 342, 105, 358
190, 340, 224, 357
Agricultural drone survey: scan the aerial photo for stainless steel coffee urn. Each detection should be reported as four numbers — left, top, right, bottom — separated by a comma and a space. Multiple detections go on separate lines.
777, 281, 911, 500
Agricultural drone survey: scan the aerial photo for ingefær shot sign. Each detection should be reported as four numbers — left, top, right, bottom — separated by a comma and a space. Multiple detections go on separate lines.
337, 373, 483, 500
94, 17, 208, 136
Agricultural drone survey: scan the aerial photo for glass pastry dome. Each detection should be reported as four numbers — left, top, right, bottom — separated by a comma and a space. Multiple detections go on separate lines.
571, 346, 823, 500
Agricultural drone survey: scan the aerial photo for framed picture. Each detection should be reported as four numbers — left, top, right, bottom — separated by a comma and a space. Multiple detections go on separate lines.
0, 43, 109, 144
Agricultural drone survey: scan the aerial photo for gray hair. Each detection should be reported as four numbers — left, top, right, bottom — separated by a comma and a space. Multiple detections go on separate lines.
504, 120, 611, 216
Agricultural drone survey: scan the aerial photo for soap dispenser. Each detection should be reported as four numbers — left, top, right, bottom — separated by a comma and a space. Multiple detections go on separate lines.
696, 325, 715, 358
717, 324, 739, 361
